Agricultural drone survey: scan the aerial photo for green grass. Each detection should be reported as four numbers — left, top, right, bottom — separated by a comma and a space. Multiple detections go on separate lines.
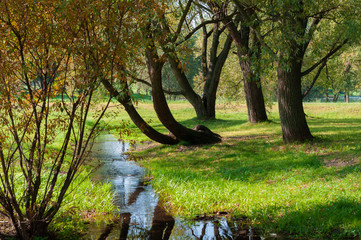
119, 101, 361, 239
50, 172, 115, 239
0, 112, 117, 239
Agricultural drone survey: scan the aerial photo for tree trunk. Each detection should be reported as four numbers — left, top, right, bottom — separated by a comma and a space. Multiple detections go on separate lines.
345, 91, 349, 103
101, 79, 179, 145
15, 219, 50, 240
225, 16, 268, 123
240, 59, 268, 123
167, 56, 210, 119
166, 33, 232, 120
277, 59, 314, 143
146, 47, 221, 145
333, 91, 340, 102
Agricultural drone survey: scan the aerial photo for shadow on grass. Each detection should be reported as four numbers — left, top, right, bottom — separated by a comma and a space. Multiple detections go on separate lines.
149, 137, 324, 184
148, 116, 361, 184
260, 197, 361, 239
309, 118, 361, 132
178, 118, 249, 130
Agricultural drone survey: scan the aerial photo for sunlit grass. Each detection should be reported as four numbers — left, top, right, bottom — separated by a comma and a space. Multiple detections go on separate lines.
125, 101, 361, 239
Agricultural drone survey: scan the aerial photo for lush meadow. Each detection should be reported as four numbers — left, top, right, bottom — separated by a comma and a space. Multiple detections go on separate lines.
106, 101, 361, 239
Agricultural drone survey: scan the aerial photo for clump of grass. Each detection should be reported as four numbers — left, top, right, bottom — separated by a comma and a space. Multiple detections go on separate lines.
50, 173, 116, 239
128, 102, 361, 239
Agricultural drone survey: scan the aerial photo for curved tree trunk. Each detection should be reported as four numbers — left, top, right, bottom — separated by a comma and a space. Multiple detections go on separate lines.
277, 58, 314, 143
160, 4, 232, 120
167, 57, 208, 118
166, 34, 232, 120
146, 46, 221, 145
101, 79, 179, 145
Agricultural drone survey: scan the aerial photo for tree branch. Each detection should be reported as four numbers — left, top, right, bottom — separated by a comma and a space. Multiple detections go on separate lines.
172, 0, 193, 43
130, 75, 183, 95
301, 39, 348, 76
302, 60, 328, 98
176, 18, 222, 46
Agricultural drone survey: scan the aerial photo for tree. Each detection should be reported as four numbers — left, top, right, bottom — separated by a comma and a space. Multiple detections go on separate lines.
164, 1, 233, 120
144, 25, 222, 144
129, 1, 232, 120
303, 45, 361, 102
259, 0, 359, 142
72, 0, 180, 145
223, 0, 269, 123
0, 0, 110, 238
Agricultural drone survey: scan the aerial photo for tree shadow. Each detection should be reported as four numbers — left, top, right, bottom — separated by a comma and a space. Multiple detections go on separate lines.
152, 138, 323, 183
259, 198, 361, 239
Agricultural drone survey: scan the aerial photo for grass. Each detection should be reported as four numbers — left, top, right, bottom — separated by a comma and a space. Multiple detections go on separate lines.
0, 110, 117, 239
113, 101, 361, 239
49, 165, 116, 239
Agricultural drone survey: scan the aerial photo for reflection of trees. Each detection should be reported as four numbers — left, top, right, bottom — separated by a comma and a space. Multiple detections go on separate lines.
97, 180, 175, 240
187, 218, 261, 240
97, 223, 115, 240
95, 177, 261, 240
149, 204, 175, 240
119, 213, 131, 240
190, 222, 207, 240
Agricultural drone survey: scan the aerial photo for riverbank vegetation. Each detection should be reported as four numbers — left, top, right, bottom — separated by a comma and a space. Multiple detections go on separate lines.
118, 101, 361, 239
0, 0, 360, 238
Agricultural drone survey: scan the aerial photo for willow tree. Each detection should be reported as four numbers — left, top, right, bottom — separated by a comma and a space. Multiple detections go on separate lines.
134, 2, 222, 144
144, 29, 222, 144
233, 0, 359, 142
70, 0, 179, 145
0, 0, 112, 238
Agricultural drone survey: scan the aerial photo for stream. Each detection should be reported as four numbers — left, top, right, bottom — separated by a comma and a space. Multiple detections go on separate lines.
86, 134, 263, 240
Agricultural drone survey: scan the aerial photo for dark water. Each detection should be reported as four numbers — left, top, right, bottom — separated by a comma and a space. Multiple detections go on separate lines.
87, 134, 264, 240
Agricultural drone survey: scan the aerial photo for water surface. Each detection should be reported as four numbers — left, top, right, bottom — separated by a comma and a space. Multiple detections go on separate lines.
87, 134, 263, 240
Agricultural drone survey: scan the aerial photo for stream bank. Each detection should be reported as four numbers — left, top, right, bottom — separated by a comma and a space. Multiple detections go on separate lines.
87, 134, 263, 239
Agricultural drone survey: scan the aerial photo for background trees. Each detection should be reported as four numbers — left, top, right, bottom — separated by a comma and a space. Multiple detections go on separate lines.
249, 0, 360, 142
0, 0, 360, 237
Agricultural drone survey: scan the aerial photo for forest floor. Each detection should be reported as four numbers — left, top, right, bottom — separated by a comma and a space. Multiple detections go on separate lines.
107, 101, 361, 239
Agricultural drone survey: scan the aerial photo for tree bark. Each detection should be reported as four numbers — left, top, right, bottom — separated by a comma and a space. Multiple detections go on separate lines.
277, 57, 314, 143
274, 1, 316, 143
167, 57, 208, 118
225, 15, 268, 123
240, 58, 268, 123
101, 79, 179, 145
166, 29, 232, 120
146, 45, 221, 144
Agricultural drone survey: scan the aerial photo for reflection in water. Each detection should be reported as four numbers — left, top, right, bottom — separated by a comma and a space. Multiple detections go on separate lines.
87, 135, 263, 240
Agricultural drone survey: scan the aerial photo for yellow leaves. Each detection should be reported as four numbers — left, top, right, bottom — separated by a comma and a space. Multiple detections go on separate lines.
177, 61, 187, 73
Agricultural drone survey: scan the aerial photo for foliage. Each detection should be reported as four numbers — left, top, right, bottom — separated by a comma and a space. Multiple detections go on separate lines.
304, 44, 361, 101
0, 0, 132, 238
